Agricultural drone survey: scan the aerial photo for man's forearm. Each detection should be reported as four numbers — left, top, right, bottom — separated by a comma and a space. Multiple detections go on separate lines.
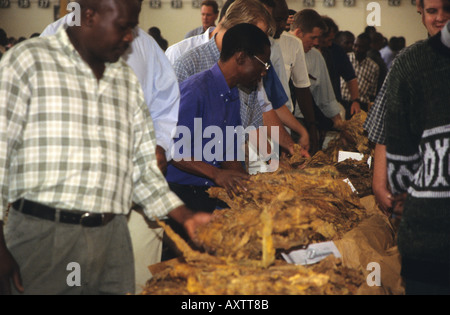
294, 87, 316, 126
294, 87, 319, 153
347, 78, 360, 101
262, 110, 295, 154
221, 161, 247, 174
275, 105, 308, 138
171, 160, 219, 182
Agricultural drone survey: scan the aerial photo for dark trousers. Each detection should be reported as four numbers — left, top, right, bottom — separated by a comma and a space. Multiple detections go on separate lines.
161, 182, 228, 261
401, 258, 450, 295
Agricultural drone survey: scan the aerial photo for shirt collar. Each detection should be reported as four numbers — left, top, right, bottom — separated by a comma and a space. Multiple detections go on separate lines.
55, 27, 123, 78
203, 26, 216, 41
210, 63, 239, 101
207, 34, 221, 61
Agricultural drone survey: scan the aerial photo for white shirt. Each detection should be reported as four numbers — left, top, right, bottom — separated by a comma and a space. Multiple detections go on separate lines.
278, 32, 311, 89
166, 27, 216, 65
271, 38, 293, 112
297, 48, 341, 119
41, 14, 180, 160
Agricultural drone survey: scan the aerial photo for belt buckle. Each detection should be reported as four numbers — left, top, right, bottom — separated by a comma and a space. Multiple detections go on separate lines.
80, 213, 103, 227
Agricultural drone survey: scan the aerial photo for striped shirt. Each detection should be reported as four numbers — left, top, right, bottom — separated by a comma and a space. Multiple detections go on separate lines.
0, 28, 183, 220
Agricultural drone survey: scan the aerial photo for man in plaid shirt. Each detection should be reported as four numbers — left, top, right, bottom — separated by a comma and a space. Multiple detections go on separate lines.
340, 33, 379, 119
0, 0, 210, 295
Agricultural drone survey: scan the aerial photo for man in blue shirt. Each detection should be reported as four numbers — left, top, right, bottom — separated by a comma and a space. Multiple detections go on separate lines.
163, 23, 271, 259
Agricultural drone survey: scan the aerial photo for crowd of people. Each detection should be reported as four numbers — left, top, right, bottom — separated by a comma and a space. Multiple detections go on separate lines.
0, 29, 39, 60
0, 0, 449, 296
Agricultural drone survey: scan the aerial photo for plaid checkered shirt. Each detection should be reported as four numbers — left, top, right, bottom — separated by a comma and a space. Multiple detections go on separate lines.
363, 44, 421, 145
341, 52, 379, 105
363, 79, 388, 144
0, 28, 183, 221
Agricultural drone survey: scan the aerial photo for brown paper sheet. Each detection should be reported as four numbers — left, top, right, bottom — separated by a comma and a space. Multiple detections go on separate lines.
335, 196, 404, 295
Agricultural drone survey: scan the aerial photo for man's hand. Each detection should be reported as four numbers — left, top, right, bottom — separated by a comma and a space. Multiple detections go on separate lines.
212, 169, 249, 199
373, 183, 394, 216
350, 101, 361, 116
287, 142, 310, 158
307, 125, 319, 155
0, 225, 24, 295
297, 131, 310, 153
182, 212, 213, 245
155, 145, 168, 175
392, 193, 407, 220
168, 206, 212, 246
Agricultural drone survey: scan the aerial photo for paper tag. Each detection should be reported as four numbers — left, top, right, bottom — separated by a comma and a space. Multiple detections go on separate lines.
338, 151, 364, 162
338, 151, 372, 168
343, 178, 358, 194
281, 241, 342, 266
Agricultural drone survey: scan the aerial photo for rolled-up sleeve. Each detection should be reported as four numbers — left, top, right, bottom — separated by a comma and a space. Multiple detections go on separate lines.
132, 100, 184, 220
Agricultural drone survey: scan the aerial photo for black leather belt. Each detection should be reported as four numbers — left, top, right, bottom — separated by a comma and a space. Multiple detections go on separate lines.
12, 199, 115, 227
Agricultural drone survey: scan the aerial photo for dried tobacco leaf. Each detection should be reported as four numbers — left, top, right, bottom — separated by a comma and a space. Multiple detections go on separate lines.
140, 210, 365, 295
198, 170, 367, 261
143, 256, 364, 295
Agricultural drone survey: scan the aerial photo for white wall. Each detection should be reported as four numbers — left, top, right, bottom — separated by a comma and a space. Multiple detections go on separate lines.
142, 0, 426, 47
0, 0, 426, 46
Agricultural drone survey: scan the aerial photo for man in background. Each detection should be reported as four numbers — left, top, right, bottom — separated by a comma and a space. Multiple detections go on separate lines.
340, 32, 379, 119
185, 0, 219, 39
285, 9, 343, 148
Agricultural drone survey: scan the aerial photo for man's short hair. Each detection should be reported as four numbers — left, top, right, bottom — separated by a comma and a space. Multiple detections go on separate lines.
220, 23, 270, 62
321, 15, 338, 36
219, 0, 234, 22
291, 9, 326, 33
202, 0, 219, 14
259, 0, 276, 9
220, 0, 276, 37
335, 30, 354, 42
357, 32, 371, 46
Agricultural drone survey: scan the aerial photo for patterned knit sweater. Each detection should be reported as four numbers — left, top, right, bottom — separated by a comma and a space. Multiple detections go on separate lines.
385, 32, 450, 283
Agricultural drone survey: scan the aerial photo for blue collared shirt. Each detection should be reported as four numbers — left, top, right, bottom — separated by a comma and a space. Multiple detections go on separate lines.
166, 63, 242, 186
173, 37, 263, 130
263, 62, 289, 110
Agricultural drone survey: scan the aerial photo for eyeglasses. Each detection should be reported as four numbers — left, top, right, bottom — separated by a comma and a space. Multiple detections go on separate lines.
253, 55, 271, 71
